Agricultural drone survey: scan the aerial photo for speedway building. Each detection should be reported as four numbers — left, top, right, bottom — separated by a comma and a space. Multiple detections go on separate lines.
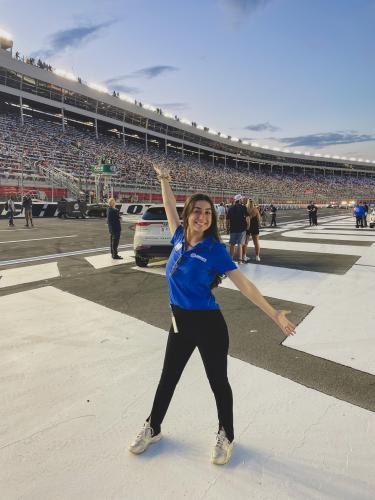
1, 35, 375, 203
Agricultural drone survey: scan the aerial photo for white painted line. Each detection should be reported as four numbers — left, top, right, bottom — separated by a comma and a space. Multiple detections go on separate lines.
282, 230, 375, 242
321, 221, 357, 226
318, 226, 368, 230
306, 229, 375, 236
0, 262, 60, 288
131, 265, 166, 276
85, 250, 135, 269
0, 228, 33, 232
248, 239, 365, 256
0, 235, 78, 245
1, 286, 374, 499
0, 244, 133, 267
222, 234, 367, 256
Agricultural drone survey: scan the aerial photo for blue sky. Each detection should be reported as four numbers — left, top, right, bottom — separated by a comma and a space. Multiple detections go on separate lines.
1, 0, 374, 160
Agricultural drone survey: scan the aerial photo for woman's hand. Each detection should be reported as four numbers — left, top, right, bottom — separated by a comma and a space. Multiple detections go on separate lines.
153, 163, 171, 181
274, 310, 296, 336
226, 269, 297, 337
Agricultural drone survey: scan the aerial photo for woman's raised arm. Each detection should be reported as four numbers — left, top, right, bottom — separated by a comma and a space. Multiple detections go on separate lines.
153, 163, 181, 235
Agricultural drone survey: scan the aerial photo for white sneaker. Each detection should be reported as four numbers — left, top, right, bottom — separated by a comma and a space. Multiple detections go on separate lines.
129, 421, 162, 455
211, 429, 234, 465
255, 256, 261, 261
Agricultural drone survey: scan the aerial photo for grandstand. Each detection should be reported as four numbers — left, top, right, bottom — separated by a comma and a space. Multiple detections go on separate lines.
1, 40, 375, 204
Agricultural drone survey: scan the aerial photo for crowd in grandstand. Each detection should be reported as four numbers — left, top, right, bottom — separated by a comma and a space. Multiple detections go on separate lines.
1, 113, 375, 202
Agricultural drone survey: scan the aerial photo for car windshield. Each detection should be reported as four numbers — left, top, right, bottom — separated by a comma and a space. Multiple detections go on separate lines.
142, 206, 184, 221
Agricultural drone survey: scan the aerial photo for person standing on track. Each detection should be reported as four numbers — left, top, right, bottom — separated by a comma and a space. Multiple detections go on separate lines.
259, 204, 267, 227
242, 198, 261, 262
307, 201, 314, 226
107, 197, 123, 259
6, 196, 15, 227
226, 194, 249, 263
129, 163, 296, 465
363, 203, 369, 227
217, 202, 226, 232
307, 201, 318, 226
22, 194, 34, 227
312, 203, 318, 225
353, 203, 365, 229
269, 204, 277, 227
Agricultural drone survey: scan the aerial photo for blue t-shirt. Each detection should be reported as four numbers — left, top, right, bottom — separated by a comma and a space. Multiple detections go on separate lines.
166, 225, 237, 310
354, 205, 365, 217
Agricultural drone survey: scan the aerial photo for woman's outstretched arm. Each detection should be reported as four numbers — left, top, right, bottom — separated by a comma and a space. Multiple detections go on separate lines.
226, 268, 296, 337
153, 163, 180, 235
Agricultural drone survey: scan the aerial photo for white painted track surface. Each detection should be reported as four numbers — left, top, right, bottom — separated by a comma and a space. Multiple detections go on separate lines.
282, 229, 375, 242
283, 245, 375, 376
246, 239, 366, 255
0, 262, 60, 288
133, 214, 375, 375
85, 250, 135, 269
1, 287, 374, 500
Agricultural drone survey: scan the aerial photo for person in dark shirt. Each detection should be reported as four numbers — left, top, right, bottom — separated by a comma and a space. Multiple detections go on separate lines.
269, 204, 277, 227
107, 198, 123, 259
307, 201, 314, 226
307, 202, 318, 226
226, 194, 249, 263
363, 203, 369, 227
22, 194, 33, 227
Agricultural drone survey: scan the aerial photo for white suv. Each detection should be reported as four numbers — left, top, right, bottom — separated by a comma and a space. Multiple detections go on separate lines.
133, 205, 184, 267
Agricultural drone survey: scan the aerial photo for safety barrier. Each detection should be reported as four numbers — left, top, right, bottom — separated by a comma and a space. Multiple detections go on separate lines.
0, 202, 153, 218
0, 201, 310, 219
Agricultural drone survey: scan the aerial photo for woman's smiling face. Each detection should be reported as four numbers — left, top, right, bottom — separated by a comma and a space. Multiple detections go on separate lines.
187, 200, 212, 235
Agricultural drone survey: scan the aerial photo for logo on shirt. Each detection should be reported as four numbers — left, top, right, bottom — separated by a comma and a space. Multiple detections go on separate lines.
190, 253, 207, 263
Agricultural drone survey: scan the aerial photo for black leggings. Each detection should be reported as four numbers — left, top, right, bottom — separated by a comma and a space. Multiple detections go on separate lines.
149, 306, 234, 441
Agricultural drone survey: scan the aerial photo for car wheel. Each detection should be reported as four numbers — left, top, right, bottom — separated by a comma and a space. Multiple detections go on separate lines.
135, 255, 149, 267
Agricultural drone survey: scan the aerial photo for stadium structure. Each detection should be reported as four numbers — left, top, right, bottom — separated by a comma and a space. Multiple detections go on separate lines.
1, 35, 375, 204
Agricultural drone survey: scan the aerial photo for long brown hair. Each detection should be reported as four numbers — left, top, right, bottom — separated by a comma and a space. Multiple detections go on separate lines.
246, 198, 254, 211
182, 193, 220, 243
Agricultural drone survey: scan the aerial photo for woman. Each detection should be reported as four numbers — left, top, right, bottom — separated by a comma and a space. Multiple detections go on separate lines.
259, 204, 267, 227
129, 164, 295, 465
242, 198, 261, 262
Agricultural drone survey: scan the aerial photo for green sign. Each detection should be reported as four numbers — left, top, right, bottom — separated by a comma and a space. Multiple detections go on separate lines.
91, 164, 115, 174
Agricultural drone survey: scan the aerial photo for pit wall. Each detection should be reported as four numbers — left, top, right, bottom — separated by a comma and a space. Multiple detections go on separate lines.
0, 202, 152, 218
